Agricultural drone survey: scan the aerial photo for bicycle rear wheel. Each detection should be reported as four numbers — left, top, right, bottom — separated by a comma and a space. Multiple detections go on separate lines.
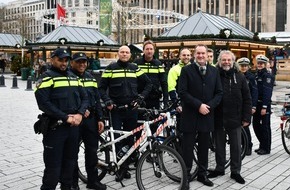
136, 145, 187, 190
282, 119, 290, 155
78, 135, 110, 183
163, 135, 198, 179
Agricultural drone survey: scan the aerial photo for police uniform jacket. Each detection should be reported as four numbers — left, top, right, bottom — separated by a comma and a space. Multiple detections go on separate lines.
215, 67, 252, 129
167, 61, 187, 101
134, 55, 168, 101
244, 71, 258, 109
70, 69, 103, 121
99, 60, 152, 106
178, 63, 223, 133
256, 68, 274, 109
35, 66, 89, 122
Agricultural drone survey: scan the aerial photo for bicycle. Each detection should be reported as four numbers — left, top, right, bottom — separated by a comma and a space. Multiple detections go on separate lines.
162, 100, 248, 174
275, 94, 290, 154
77, 105, 188, 189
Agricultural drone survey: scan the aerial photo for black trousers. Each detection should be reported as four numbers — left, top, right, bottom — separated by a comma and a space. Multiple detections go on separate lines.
253, 104, 272, 153
111, 109, 138, 154
41, 125, 79, 190
214, 127, 242, 174
181, 131, 210, 176
72, 116, 100, 186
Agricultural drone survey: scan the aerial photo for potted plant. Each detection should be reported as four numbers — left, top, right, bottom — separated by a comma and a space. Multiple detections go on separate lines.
10, 55, 32, 79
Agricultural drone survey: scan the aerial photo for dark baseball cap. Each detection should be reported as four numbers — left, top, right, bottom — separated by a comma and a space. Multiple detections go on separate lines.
50, 48, 70, 58
72, 52, 88, 61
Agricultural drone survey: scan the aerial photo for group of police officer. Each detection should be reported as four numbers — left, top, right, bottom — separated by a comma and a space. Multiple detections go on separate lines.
237, 55, 274, 156
34, 41, 274, 190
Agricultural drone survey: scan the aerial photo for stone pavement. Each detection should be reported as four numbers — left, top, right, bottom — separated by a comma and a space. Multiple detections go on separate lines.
0, 74, 290, 190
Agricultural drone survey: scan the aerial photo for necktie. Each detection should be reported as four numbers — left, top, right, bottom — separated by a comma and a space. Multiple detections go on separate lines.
199, 66, 206, 75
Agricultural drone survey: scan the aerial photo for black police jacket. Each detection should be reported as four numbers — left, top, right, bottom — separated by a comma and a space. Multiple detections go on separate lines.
35, 66, 89, 122
215, 67, 252, 129
70, 68, 103, 121
256, 68, 274, 108
134, 56, 168, 102
99, 60, 152, 106
244, 71, 258, 109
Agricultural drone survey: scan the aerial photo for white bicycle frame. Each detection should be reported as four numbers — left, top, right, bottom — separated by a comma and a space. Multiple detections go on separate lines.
98, 111, 172, 169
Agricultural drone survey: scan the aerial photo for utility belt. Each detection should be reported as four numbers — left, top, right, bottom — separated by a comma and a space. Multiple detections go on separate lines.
33, 114, 63, 135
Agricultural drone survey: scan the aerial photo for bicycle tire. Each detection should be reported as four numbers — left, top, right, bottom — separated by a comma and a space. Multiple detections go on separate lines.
282, 119, 290, 155
163, 135, 198, 179
136, 144, 187, 190
78, 135, 110, 183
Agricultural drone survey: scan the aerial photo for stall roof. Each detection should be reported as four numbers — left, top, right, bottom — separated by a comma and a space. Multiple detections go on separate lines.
161, 10, 253, 38
37, 25, 118, 45
0, 33, 23, 47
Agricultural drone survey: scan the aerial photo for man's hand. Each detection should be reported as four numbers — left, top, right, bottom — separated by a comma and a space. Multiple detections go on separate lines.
176, 106, 182, 113
251, 108, 256, 114
98, 121, 105, 133
261, 108, 267, 116
107, 104, 114, 110
242, 121, 250, 127
84, 109, 90, 118
67, 113, 83, 126
199, 103, 210, 115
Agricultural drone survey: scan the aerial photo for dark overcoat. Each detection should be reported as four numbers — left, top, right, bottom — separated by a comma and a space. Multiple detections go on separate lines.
178, 63, 223, 132
215, 67, 252, 129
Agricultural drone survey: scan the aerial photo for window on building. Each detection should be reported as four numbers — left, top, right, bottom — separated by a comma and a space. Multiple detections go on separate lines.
75, 0, 79, 7
71, 12, 76, 17
61, 0, 65, 6
87, 20, 92, 25
68, 0, 72, 7
84, 0, 90, 7
93, 0, 98, 6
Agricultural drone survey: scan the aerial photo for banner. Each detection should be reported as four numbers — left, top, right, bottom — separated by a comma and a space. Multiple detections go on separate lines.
99, 0, 112, 36
57, 3, 66, 20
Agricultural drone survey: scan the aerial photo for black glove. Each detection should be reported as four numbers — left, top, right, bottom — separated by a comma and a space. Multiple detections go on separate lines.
130, 95, 144, 110
105, 100, 113, 107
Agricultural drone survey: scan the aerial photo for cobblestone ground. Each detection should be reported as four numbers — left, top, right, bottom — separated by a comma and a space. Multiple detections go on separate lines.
1, 74, 290, 190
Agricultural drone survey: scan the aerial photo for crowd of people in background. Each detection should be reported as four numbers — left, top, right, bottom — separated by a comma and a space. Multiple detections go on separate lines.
33, 41, 276, 190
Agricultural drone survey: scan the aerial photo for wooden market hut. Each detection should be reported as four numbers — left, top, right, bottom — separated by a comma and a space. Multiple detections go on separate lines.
26, 25, 120, 66
151, 10, 282, 69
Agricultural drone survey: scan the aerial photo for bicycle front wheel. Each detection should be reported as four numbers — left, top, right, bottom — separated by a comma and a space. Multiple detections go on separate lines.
78, 135, 110, 183
282, 119, 290, 155
136, 144, 187, 190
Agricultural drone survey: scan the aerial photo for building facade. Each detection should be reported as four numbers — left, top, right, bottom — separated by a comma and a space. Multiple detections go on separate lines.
119, 0, 288, 43
0, 0, 289, 43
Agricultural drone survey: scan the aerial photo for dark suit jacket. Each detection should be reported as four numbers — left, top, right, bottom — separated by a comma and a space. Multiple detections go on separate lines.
178, 63, 223, 132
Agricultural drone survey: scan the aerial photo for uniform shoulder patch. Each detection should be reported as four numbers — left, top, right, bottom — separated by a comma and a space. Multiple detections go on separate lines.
266, 77, 271, 83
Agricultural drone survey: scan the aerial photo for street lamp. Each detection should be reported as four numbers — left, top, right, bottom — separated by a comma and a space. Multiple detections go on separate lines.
15, 44, 21, 48
58, 38, 67, 45
97, 39, 104, 46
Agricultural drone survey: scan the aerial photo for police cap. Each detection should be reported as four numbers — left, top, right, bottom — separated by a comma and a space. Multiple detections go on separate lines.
256, 54, 269, 64
237, 57, 250, 65
72, 52, 88, 61
51, 48, 70, 58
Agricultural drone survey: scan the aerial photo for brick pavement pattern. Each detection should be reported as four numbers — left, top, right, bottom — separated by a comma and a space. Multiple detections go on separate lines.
1, 74, 290, 190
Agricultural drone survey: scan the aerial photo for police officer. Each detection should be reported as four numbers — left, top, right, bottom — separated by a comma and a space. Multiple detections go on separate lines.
237, 57, 258, 155
34, 48, 89, 190
168, 48, 191, 103
99, 45, 152, 182
167, 48, 192, 130
70, 52, 106, 190
253, 54, 274, 155
134, 40, 168, 109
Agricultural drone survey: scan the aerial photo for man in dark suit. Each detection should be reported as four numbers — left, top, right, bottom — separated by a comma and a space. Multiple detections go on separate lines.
178, 45, 223, 188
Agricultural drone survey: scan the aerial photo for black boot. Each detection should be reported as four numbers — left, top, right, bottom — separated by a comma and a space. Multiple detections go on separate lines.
87, 181, 107, 190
